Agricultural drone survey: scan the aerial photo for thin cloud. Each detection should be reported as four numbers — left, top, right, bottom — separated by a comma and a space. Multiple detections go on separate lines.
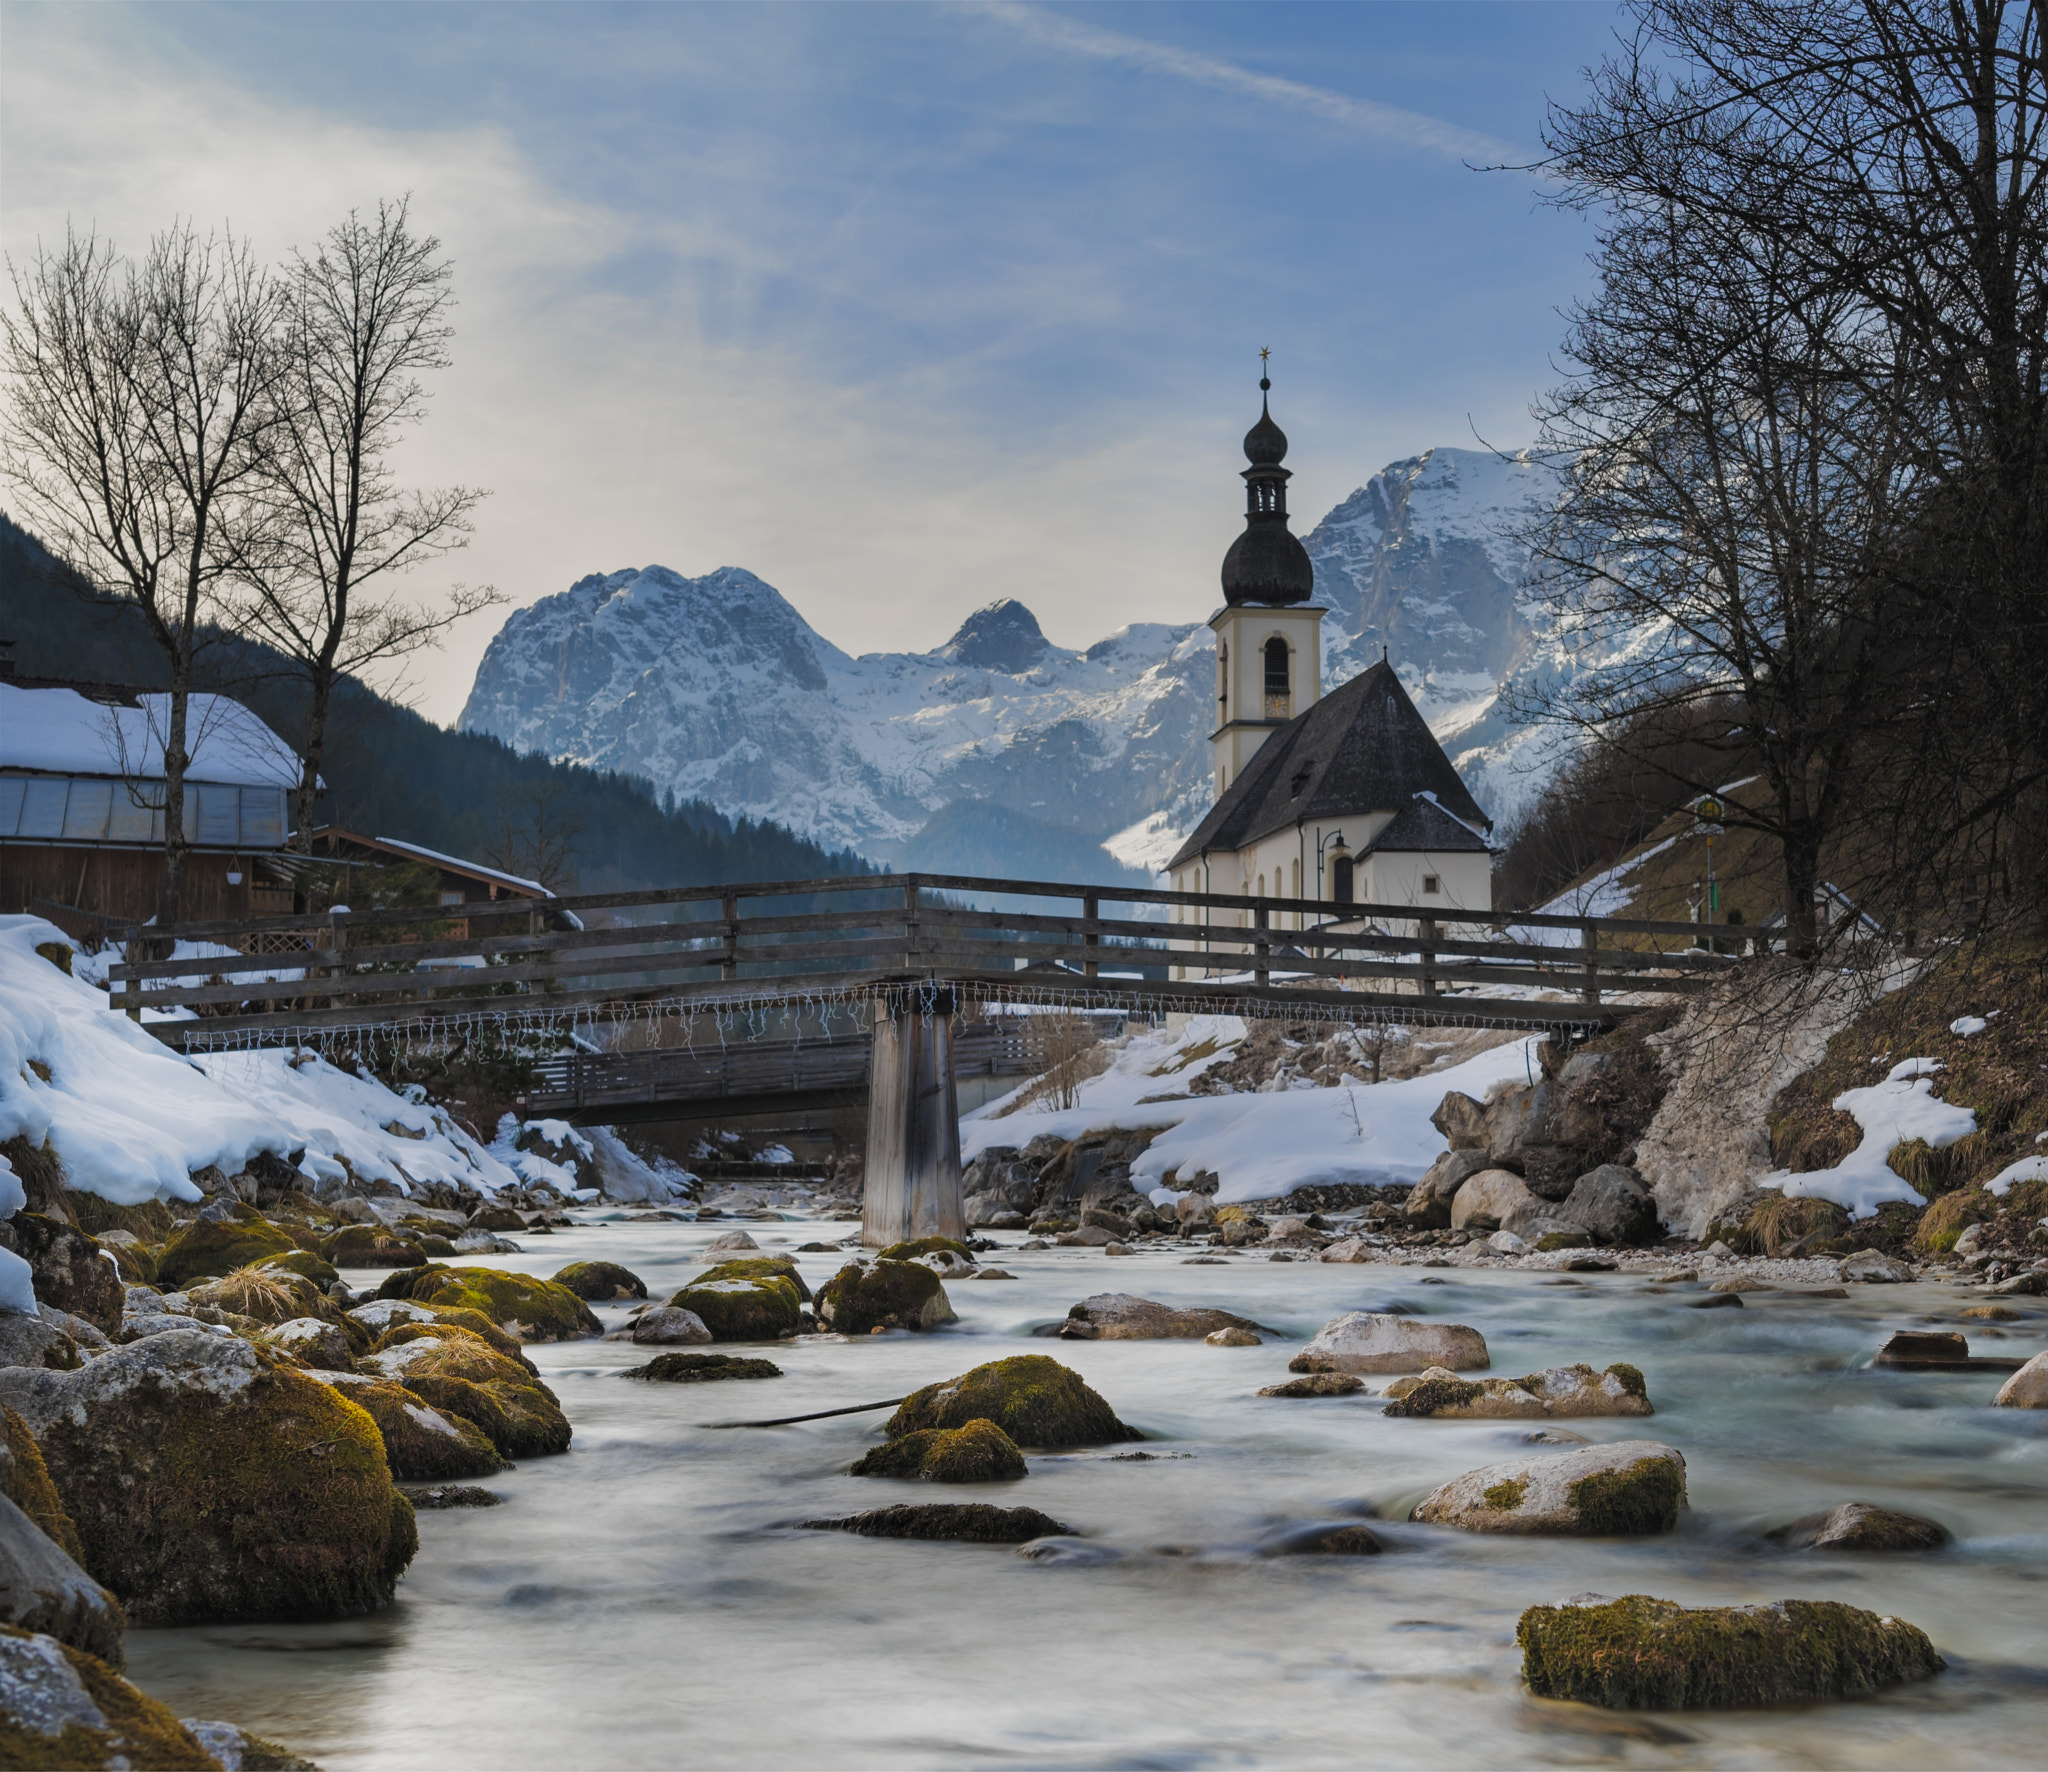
977, 0, 1529, 165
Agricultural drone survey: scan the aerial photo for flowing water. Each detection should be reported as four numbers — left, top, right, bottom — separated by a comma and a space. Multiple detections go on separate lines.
122, 1218, 2048, 1769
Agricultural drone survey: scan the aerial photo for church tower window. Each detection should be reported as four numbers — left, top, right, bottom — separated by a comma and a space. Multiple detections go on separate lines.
1263, 637, 1290, 718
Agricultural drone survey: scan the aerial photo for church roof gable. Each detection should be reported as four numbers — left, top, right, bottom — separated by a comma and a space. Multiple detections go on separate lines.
1166, 660, 1488, 869
1361, 794, 1492, 855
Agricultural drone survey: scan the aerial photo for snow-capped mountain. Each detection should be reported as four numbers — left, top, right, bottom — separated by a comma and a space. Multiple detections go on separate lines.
457, 447, 1578, 879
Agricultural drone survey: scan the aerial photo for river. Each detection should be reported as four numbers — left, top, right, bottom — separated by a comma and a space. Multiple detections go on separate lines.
122, 1215, 2048, 1769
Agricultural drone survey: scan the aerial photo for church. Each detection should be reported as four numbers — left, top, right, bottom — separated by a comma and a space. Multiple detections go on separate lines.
1166, 374, 1494, 944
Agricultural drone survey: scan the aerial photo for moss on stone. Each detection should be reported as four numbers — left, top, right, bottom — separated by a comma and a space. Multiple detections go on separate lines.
3, 1405, 85, 1564
1483, 1476, 1530, 1510
321, 1225, 426, 1269
363, 1333, 571, 1459
185, 1266, 340, 1331
251, 1248, 342, 1290
683, 1257, 812, 1304
1383, 1376, 1484, 1419
876, 1236, 974, 1264
152, 1214, 297, 1290
467, 1205, 525, 1233
323, 1377, 505, 1483
391, 1266, 600, 1341
620, 1352, 783, 1382
887, 1355, 1139, 1449
0, 1624, 214, 1770
851, 1418, 1026, 1482
362, 1306, 530, 1364
551, 1260, 648, 1301
664, 1269, 804, 1343
1567, 1456, 1685, 1534
1607, 1362, 1648, 1400
1517, 1593, 1945, 1709
1259, 1373, 1364, 1398
798, 1503, 1069, 1542
1290, 1524, 1384, 1556
814, 1259, 956, 1334
1535, 1232, 1593, 1252
19, 1345, 416, 1626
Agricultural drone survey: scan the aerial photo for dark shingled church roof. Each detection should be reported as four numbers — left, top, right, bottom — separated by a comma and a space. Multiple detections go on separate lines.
1167, 658, 1490, 870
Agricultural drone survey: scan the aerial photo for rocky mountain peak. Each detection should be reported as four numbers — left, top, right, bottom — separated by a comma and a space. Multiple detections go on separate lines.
942, 599, 1049, 674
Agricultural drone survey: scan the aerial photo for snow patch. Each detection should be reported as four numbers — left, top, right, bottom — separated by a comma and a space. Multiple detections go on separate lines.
1986, 1156, 2048, 1197
1763, 1056, 1976, 1219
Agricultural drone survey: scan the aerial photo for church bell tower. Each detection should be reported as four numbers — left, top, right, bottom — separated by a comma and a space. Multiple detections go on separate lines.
1210, 363, 1324, 798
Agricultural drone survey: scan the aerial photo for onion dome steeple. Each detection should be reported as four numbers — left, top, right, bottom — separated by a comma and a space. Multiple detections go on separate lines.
1220, 356, 1315, 606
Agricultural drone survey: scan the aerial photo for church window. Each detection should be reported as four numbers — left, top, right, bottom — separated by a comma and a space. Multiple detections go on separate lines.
1332, 855, 1355, 904
1423, 874, 1442, 895
1263, 638, 1290, 718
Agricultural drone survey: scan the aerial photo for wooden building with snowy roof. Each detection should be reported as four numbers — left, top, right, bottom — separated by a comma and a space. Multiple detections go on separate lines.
1165, 375, 1494, 953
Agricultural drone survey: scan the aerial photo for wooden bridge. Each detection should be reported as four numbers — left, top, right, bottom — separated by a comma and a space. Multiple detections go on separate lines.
107, 870, 1733, 1243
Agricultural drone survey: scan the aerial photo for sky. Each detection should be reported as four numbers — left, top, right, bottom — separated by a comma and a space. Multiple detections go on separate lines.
2, 1, 1622, 724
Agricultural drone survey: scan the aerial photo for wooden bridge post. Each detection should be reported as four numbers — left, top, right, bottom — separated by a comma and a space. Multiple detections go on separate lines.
1417, 917, 1438, 999
903, 880, 920, 969
1254, 904, 1270, 987
1580, 922, 1601, 1007
862, 988, 965, 1248
1084, 893, 1099, 980
721, 893, 739, 982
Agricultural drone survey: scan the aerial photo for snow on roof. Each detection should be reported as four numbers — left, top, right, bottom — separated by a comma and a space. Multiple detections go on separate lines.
370, 836, 549, 897
0, 684, 303, 788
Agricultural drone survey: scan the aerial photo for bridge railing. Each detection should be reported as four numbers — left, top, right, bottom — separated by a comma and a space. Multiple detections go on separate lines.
107, 869, 1741, 1046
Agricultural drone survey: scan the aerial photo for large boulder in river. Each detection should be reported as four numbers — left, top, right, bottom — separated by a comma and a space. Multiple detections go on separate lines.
1517, 1594, 1943, 1709
152, 1208, 298, 1290
815, 1259, 956, 1334
258, 1317, 354, 1371
1768, 1502, 1949, 1552
312, 1371, 505, 1483
1993, 1351, 2048, 1408
358, 1327, 569, 1459
850, 1419, 1027, 1482
887, 1355, 1139, 1449
1412, 1440, 1686, 1535
376, 1265, 600, 1340
630, 1306, 713, 1345
551, 1260, 647, 1301
800, 1503, 1068, 1543
0, 1329, 416, 1624
346, 1297, 530, 1360
0, 1215, 122, 1334
1054, 1294, 1269, 1340
666, 1267, 804, 1342
1402, 1150, 1492, 1228
1289, 1312, 1489, 1375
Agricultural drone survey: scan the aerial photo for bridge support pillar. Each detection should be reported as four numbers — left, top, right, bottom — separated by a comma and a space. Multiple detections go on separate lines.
862, 991, 965, 1248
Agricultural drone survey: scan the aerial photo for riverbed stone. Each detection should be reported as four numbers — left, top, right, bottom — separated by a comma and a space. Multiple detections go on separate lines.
1769, 1502, 1950, 1552
0, 1329, 416, 1624
1384, 1363, 1651, 1420
798, 1503, 1069, 1542
1266, 1523, 1384, 1556
1839, 1249, 1913, 1283
312, 1372, 504, 1483
1556, 1165, 1660, 1247
1412, 1440, 1686, 1535
628, 1306, 713, 1345
258, 1317, 354, 1371
375, 1266, 600, 1341
251, 1248, 343, 1290
1993, 1351, 2048, 1408
0, 1626, 214, 1765
320, 1223, 426, 1270
1259, 1373, 1364, 1397
0, 1422, 123, 1665
1289, 1312, 1489, 1375
1206, 1327, 1261, 1347
0, 1311, 78, 1371
550, 1260, 648, 1301
1056, 1294, 1269, 1341
886, 1354, 1139, 1448
704, 1230, 760, 1252
850, 1419, 1027, 1482
1516, 1593, 1944, 1708
666, 1269, 804, 1341
1404, 1149, 1493, 1228
345, 1297, 529, 1359
815, 1259, 958, 1334
152, 1210, 302, 1291
621, 1352, 782, 1381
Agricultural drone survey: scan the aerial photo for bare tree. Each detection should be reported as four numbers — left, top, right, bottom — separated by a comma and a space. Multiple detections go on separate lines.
1535, 0, 2048, 930
229, 199, 499, 848
2, 223, 279, 925
485, 777, 587, 892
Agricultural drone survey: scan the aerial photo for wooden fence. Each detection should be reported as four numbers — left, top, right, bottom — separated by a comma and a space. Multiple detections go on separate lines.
107, 870, 1741, 1047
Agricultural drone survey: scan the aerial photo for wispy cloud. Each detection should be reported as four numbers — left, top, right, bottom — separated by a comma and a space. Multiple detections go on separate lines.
976, 1, 1529, 165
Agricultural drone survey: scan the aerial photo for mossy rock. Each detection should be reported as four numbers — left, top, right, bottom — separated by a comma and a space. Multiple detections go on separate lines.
1535, 1232, 1593, 1252
3, 1406, 85, 1565
105, 1243, 159, 1286
152, 1214, 298, 1291
467, 1205, 526, 1233
552, 1260, 649, 1301
367, 1319, 537, 1375
1914, 1186, 1999, 1255
0, 1624, 214, 1769
887, 1355, 1139, 1449
251, 1248, 342, 1290
385, 1266, 599, 1341
315, 1374, 505, 1483
184, 1266, 341, 1331
851, 1418, 1026, 1482
0, 1214, 124, 1334
351, 1300, 531, 1364
415, 1236, 458, 1259
321, 1224, 426, 1269
65, 1197, 178, 1244
621, 1352, 783, 1382
815, 1259, 958, 1334
665, 1270, 804, 1343
1517, 1593, 1944, 1709
876, 1236, 974, 1264
682, 1256, 812, 1304
360, 1331, 570, 1459
0, 1330, 416, 1625
798, 1503, 1069, 1542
